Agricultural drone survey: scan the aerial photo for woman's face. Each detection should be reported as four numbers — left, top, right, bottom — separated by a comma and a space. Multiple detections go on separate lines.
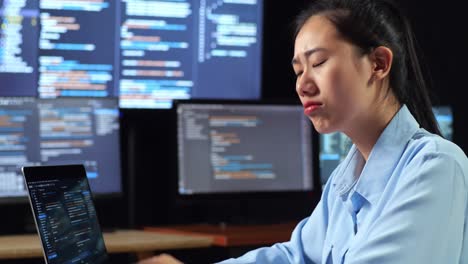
292, 15, 376, 134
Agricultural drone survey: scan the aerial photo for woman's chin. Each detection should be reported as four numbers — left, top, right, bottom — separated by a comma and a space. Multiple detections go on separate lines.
311, 120, 335, 134
315, 127, 335, 134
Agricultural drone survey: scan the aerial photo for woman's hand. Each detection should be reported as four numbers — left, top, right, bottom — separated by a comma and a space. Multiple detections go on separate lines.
138, 254, 183, 264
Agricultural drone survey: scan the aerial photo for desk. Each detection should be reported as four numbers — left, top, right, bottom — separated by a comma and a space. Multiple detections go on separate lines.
145, 222, 298, 247
0, 230, 213, 260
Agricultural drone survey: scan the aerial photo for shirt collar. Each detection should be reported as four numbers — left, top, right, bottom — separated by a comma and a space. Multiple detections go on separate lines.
331, 105, 420, 205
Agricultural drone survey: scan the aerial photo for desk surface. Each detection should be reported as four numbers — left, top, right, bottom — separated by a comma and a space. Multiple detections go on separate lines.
0, 230, 213, 259
145, 222, 298, 247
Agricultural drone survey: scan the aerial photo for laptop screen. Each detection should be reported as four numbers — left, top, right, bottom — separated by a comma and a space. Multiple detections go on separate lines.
23, 165, 108, 264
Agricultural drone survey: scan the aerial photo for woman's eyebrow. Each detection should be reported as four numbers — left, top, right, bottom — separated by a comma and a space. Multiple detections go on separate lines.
291, 47, 327, 66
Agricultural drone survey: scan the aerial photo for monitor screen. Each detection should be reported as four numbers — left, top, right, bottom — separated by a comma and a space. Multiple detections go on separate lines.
23, 165, 108, 264
0, 0, 263, 108
176, 101, 314, 194
319, 105, 455, 187
0, 97, 122, 200
432, 106, 453, 141
0, 0, 39, 97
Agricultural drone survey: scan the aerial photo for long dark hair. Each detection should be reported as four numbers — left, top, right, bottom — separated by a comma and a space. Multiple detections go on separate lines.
295, 0, 441, 136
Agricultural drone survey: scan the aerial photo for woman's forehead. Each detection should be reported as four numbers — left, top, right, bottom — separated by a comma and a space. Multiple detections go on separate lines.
294, 16, 340, 57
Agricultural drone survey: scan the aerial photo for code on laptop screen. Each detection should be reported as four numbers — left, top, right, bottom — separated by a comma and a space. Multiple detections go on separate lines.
26, 171, 107, 263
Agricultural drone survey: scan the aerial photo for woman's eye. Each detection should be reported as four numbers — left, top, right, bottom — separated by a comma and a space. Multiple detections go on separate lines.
313, 59, 327, 67
295, 71, 303, 77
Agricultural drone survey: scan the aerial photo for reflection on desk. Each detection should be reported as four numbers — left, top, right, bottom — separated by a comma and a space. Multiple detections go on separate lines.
0, 230, 213, 260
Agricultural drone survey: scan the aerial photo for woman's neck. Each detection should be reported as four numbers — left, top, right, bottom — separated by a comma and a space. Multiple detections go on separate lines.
345, 98, 401, 161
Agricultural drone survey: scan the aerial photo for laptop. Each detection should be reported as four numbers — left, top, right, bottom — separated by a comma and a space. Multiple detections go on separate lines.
22, 164, 109, 264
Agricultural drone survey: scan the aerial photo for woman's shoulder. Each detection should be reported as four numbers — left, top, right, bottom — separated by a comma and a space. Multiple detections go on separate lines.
406, 129, 467, 172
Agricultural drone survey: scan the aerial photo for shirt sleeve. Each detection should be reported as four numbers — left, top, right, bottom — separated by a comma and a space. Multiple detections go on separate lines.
346, 152, 467, 264
216, 179, 335, 264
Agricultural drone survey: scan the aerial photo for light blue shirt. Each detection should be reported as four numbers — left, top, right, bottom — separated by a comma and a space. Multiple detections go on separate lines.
218, 105, 468, 264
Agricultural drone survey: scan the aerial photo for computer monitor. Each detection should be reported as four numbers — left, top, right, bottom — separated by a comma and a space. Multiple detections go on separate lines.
0, 97, 122, 202
0, 1, 39, 97
176, 100, 314, 195
318, 105, 455, 187
119, 0, 263, 108
432, 105, 453, 141
1, 0, 264, 108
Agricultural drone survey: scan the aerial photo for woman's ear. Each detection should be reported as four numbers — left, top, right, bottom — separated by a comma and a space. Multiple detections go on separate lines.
370, 46, 393, 81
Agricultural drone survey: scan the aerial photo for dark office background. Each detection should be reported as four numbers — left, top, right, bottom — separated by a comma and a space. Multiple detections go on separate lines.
1, 0, 467, 263
117, 0, 468, 229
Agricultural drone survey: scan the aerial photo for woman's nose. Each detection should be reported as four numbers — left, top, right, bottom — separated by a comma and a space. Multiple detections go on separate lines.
296, 73, 318, 97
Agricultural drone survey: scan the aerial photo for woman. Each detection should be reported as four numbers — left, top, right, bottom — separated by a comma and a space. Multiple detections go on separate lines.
141, 0, 468, 263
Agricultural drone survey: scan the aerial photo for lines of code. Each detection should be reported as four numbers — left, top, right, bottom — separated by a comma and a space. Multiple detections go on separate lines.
209, 115, 275, 180
119, 0, 193, 108
28, 178, 107, 263
0, 97, 121, 198
0, 97, 36, 195
0, 0, 263, 108
0, 0, 39, 96
177, 104, 313, 194
38, 0, 117, 98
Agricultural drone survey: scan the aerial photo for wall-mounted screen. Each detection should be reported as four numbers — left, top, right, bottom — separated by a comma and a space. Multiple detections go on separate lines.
0, 97, 122, 201
0, 0, 263, 108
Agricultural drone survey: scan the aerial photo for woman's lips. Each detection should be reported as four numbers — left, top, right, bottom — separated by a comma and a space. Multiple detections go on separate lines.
303, 102, 322, 115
